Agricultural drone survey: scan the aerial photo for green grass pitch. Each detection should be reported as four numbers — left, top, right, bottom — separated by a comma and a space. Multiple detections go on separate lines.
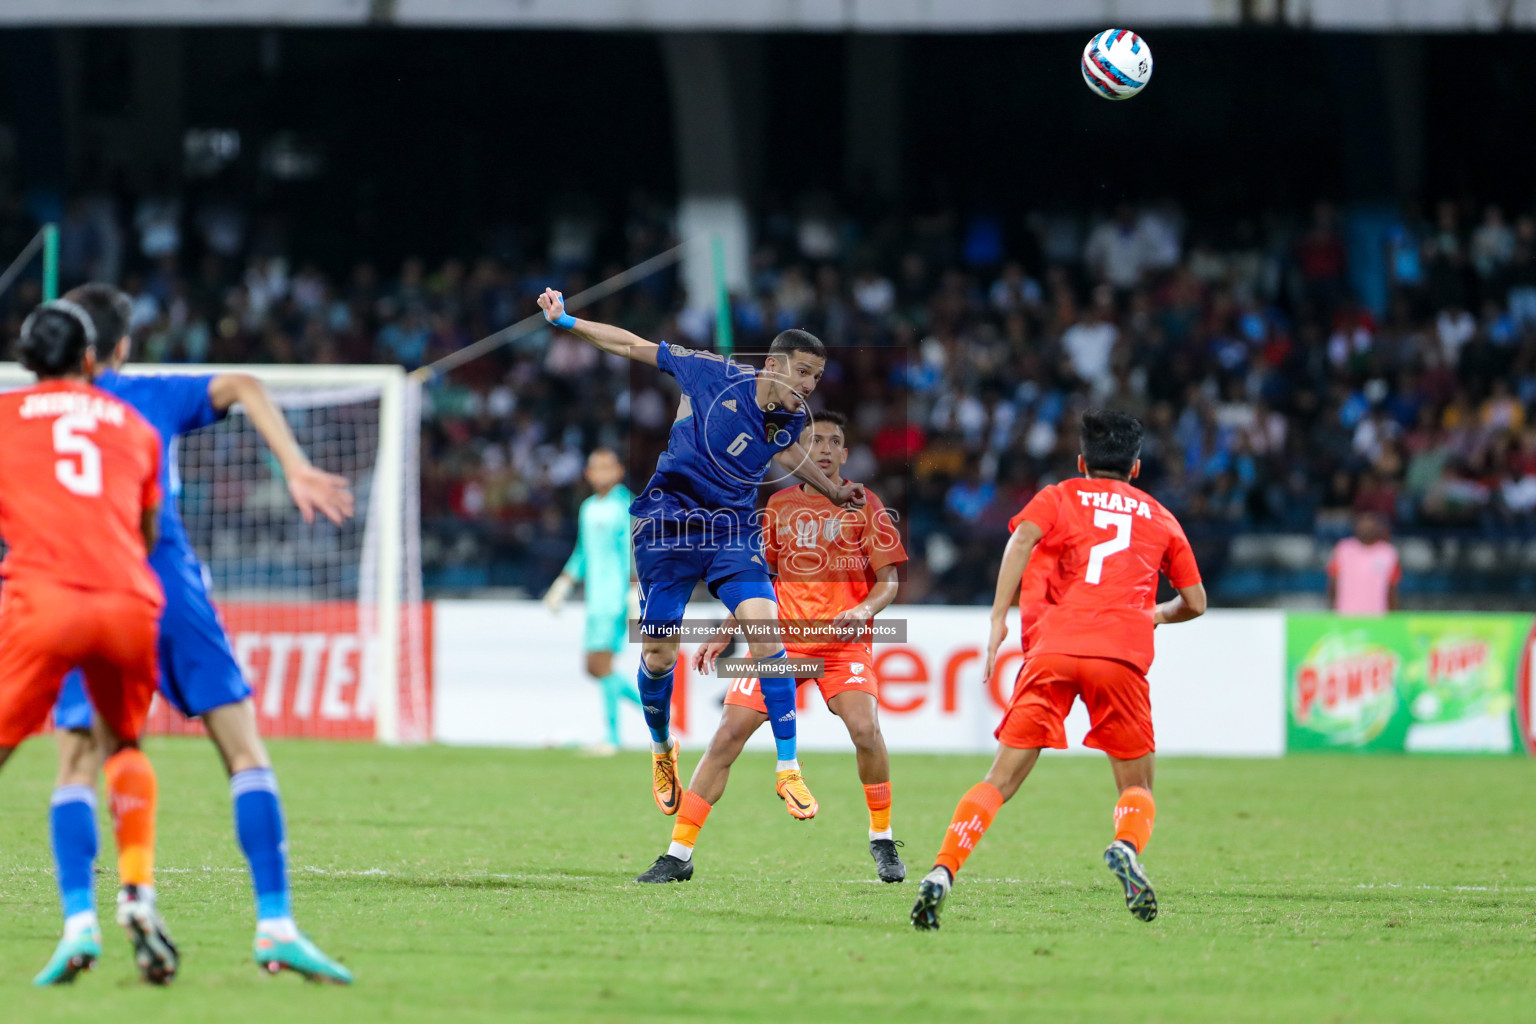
1, 738, 1533, 1022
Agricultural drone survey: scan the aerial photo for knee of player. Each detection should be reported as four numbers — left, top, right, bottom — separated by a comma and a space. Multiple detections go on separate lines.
101, 735, 142, 758
219, 740, 271, 776
55, 730, 100, 786
844, 715, 882, 751
640, 644, 678, 672
744, 637, 786, 660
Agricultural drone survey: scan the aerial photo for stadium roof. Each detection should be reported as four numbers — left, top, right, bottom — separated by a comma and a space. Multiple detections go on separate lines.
7, 0, 1534, 30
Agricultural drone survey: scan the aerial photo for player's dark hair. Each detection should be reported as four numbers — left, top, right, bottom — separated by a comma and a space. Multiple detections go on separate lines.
768, 328, 826, 362
806, 409, 848, 443
811, 409, 847, 430
64, 283, 133, 361
1079, 409, 1143, 478
16, 301, 97, 379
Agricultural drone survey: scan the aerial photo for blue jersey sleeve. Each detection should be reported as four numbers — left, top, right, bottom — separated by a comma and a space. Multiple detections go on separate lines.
146, 374, 224, 435
655, 343, 751, 400
783, 409, 807, 444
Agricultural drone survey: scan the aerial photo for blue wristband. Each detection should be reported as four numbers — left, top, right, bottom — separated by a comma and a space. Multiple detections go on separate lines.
553, 311, 577, 329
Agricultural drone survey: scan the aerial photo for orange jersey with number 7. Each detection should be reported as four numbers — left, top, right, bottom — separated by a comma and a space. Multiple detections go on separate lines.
1014, 477, 1199, 674
0, 380, 164, 606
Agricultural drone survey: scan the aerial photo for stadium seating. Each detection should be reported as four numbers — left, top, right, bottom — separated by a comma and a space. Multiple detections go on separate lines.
22, 194, 1536, 606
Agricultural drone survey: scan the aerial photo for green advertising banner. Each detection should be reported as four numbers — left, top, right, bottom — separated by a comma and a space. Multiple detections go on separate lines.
1287, 614, 1534, 754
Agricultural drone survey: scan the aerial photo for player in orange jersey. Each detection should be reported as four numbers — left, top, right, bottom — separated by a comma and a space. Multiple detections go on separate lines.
0, 302, 167, 984
911, 410, 1207, 930
637, 412, 907, 883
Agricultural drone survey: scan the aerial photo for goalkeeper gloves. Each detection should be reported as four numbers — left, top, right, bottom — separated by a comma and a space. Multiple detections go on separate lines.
542, 574, 574, 614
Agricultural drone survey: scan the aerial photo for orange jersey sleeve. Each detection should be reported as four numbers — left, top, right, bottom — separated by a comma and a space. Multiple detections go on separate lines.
0, 381, 165, 609
1159, 512, 1201, 590
1014, 483, 1064, 537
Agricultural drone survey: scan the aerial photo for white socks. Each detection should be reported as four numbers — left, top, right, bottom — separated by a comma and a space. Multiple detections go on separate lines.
651, 740, 672, 755
666, 842, 694, 862
63, 910, 98, 940
870, 829, 894, 842
257, 916, 299, 942
775, 759, 800, 773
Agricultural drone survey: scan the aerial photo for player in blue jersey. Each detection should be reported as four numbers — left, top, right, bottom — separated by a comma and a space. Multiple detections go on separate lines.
47, 283, 355, 984
537, 288, 864, 884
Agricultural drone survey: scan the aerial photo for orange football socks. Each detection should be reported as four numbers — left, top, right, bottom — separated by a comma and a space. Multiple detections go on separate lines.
667, 790, 713, 862
864, 782, 892, 838
1113, 786, 1155, 853
103, 747, 158, 888
934, 782, 1003, 877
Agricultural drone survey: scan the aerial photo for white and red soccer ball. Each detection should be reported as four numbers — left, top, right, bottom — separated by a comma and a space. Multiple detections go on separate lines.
1081, 29, 1153, 101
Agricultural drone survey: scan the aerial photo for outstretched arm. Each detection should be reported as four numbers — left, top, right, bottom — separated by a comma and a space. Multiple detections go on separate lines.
984, 520, 1043, 679
207, 373, 355, 526
537, 288, 659, 367
773, 442, 866, 508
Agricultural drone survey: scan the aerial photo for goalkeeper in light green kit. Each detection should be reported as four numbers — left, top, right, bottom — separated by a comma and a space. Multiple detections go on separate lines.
543, 448, 645, 752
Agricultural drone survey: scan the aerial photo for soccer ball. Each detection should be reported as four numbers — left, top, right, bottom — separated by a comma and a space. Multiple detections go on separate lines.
1081, 29, 1152, 100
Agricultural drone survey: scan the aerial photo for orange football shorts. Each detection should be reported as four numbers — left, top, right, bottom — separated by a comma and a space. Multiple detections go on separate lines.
994, 652, 1154, 760
723, 646, 878, 714
0, 577, 160, 748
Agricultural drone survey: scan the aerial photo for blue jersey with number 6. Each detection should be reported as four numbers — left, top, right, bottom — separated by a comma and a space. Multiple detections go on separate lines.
629, 343, 805, 529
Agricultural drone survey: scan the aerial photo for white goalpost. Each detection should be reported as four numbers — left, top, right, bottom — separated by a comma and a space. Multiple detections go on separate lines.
0, 363, 427, 745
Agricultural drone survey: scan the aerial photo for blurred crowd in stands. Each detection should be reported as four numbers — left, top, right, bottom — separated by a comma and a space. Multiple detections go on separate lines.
14, 188, 1536, 602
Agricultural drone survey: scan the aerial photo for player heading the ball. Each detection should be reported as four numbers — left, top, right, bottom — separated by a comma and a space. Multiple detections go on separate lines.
537, 288, 864, 843
910, 409, 1206, 931
677, 411, 909, 885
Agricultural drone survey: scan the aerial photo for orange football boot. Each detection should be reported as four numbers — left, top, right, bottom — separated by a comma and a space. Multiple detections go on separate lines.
652, 738, 681, 815
775, 768, 818, 820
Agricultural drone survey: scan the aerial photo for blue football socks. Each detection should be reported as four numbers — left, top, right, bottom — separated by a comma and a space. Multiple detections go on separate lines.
758, 650, 798, 763
49, 785, 98, 922
231, 768, 292, 925
637, 660, 675, 746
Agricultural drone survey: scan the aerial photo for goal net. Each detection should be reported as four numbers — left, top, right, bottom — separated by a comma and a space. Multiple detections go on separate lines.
0, 363, 428, 744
